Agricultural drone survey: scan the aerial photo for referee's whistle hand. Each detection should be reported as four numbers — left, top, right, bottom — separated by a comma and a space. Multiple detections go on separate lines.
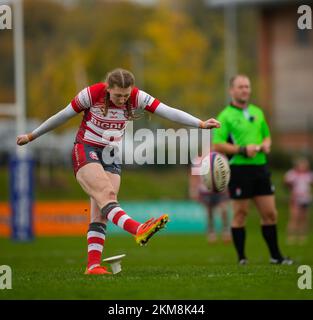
201, 118, 221, 129
246, 144, 260, 157
261, 144, 271, 154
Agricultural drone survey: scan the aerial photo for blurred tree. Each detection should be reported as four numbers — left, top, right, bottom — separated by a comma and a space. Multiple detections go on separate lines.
26, 0, 150, 127
168, 0, 258, 113
0, 0, 257, 130
143, 6, 214, 126
0, 30, 14, 103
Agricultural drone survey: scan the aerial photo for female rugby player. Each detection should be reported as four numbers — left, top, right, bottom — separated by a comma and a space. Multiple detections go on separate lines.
17, 68, 220, 274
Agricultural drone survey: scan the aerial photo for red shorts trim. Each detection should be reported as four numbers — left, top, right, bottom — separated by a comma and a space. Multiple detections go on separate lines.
71, 143, 122, 177
72, 143, 89, 176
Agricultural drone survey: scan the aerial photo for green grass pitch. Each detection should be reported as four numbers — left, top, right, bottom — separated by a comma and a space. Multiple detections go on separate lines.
0, 226, 312, 300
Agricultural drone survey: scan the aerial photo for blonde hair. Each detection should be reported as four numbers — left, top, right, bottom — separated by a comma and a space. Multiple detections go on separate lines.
102, 68, 137, 120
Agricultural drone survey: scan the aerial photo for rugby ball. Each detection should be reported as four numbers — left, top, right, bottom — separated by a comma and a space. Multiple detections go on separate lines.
201, 152, 230, 193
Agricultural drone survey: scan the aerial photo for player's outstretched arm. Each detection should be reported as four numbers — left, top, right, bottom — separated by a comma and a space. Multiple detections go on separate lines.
153, 103, 220, 129
16, 104, 77, 146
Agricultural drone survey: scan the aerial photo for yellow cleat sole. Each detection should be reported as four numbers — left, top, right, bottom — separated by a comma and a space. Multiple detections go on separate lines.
135, 214, 169, 246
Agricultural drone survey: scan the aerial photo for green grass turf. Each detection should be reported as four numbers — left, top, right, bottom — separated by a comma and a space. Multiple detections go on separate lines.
0, 227, 312, 300
1, 168, 312, 299
0, 166, 303, 202
0, 166, 190, 201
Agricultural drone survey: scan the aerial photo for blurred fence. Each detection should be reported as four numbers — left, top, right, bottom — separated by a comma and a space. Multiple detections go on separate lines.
0, 200, 231, 237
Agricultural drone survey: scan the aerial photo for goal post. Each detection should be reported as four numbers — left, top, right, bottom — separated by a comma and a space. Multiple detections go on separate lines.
0, 0, 34, 241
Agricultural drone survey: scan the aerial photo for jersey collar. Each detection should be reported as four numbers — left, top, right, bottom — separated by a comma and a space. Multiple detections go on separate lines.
229, 102, 249, 110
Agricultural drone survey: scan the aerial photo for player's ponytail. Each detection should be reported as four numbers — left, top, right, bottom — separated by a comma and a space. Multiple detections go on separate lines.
101, 91, 110, 117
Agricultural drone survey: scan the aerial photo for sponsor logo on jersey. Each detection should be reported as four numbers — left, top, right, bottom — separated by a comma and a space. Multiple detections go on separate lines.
91, 107, 127, 120
143, 94, 152, 105
77, 88, 92, 109
89, 151, 99, 161
110, 111, 119, 119
108, 109, 127, 120
91, 106, 105, 116
90, 117, 126, 130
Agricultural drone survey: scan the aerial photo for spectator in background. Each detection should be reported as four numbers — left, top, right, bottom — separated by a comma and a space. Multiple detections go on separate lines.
285, 157, 313, 245
189, 156, 231, 243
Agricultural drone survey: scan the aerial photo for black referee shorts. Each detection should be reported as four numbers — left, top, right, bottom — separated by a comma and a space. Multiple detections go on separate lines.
229, 165, 275, 199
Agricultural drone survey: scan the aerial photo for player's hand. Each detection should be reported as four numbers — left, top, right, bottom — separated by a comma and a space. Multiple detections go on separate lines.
201, 118, 221, 129
16, 134, 31, 146
246, 144, 261, 157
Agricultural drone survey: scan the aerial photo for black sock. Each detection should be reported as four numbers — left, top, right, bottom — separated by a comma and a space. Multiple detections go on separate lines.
261, 224, 283, 260
231, 227, 246, 260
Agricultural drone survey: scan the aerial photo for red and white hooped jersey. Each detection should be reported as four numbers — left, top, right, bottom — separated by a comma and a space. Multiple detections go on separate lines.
71, 82, 160, 147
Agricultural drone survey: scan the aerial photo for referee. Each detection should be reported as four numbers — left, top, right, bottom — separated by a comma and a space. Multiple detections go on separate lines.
213, 74, 292, 265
